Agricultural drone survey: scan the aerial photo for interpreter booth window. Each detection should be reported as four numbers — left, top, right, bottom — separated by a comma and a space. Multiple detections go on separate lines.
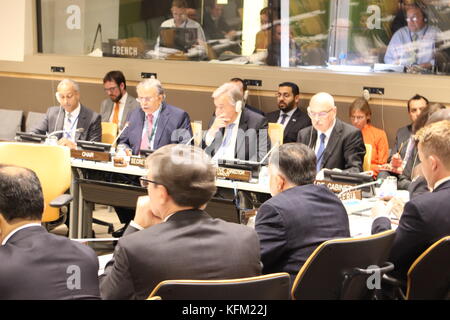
37, 0, 450, 75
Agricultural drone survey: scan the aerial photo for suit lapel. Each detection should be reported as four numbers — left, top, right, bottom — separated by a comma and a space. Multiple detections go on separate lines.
321, 119, 342, 167
153, 103, 169, 149
75, 105, 87, 141
284, 108, 299, 138
235, 111, 248, 157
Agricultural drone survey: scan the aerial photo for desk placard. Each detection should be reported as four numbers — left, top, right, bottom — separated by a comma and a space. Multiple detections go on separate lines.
71, 150, 111, 162
217, 167, 252, 182
314, 180, 362, 200
130, 156, 146, 168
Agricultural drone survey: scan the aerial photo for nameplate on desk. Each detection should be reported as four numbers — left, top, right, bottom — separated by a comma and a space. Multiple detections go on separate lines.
314, 180, 362, 200
71, 150, 111, 162
129, 156, 146, 168
217, 167, 252, 182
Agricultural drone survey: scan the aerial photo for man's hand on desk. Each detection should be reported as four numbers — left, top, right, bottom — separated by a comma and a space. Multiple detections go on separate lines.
371, 197, 405, 221
133, 196, 163, 229
57, 138, 77, 150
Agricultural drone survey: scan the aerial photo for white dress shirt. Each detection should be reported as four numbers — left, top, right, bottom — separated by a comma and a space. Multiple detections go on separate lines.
63, 103, 81, 142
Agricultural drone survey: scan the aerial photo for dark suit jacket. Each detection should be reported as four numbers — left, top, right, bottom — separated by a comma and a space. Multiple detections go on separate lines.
372, 179, 450, 281
255, 184, 350, 283
99, 209, 262, 300
390, 124, 412, 159
32, 104, 102, 142
266, 108, 311, 144
202, 12, 232, 40
0, 226, 100, 300
204, 108, 270, 162
297, 118, 366, 172
100, 94, 140, 130
118, 102, 192, 155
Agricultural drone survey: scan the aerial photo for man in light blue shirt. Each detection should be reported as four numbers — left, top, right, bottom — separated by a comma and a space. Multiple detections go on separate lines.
384, 5, 440, 70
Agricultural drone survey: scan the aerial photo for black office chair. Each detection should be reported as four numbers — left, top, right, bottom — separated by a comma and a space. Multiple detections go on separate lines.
291, 230, 396, 300
383, 235, 450, 300
147, 273, 291, 300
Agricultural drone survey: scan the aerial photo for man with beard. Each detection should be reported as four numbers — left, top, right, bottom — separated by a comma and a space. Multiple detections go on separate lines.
100, 71, 140, 131
266, 82, 311, 144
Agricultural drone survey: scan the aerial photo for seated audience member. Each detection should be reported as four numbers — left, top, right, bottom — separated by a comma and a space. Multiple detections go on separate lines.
100, 70, 140, 131
99, 145, 262, 300
0, 165, 100, 300
266, 82, 311, 144
32, 79, 102, 149
349, 97, 389, 177
255, 7, 273, 52
230, 77, 265, 115
384, 4, 440, 71
255, 143, 350, 283
204, 82, 270, 162
202, 1, 236, 41
119, 78, 192, 155
297, 92, 366, 173
266, 24, 302, 67
155, 0, 207, 57
371, 120, 450, 282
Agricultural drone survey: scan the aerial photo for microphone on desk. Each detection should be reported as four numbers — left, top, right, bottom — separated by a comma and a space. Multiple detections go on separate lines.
338, 179, 383, 199
111, 122, 129, 146
47, 127, 84, 138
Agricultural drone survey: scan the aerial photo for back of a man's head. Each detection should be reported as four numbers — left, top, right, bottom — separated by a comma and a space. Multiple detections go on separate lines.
415, 120, 450, 171
0, 165, 44, 223
269, 143, 316, 186
147, 144, 217, 208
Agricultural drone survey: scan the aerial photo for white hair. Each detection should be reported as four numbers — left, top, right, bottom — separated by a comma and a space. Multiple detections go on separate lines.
137, 78, 165, 96
57, 79, 80, 93
212, 82, 243, 106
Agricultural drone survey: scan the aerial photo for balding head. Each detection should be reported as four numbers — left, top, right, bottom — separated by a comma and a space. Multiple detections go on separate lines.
307, 92, 337, 133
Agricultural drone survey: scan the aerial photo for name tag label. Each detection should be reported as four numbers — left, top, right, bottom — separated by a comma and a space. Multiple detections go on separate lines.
217, 167, 252, 182
314, 180, 362, 200
130, 156, 146, 168
71, 150, 111, 162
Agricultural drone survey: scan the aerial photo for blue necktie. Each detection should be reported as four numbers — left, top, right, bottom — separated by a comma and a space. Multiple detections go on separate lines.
214, 123, 235, 160
65, 113, 72, 139
279, 113, 288, 125
316, 133, 326, 171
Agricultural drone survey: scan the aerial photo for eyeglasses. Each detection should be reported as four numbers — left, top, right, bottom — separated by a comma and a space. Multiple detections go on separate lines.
307, 108, 333, 119
406, 16, 420, 22
104, 86, 118, 92
140, 177, 162, 188
350, 116, 366, 121
276, 93, 292, 99
137, 96, 160, 104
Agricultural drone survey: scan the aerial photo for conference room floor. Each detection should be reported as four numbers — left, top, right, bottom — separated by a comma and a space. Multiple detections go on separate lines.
52, 205, 121, 255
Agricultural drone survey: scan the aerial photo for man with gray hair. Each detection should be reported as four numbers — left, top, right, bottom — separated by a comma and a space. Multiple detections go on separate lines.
255, 143, 350, 283
32, 78, 102, 148
204, 82, 269, 162
100, 144, 261, 300
118, 78, 192, 155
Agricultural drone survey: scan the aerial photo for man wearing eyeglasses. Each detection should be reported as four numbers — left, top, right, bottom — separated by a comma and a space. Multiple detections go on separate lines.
99, 145, 261, 300
297, 92, 365, 173
118, 78, 192, 155
100, 71, 140, 131
384, 4, 440, 71
266, 82, 311, 143
32, 79, 102, 149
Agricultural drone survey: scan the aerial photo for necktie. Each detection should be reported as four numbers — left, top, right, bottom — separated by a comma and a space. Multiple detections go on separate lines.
140, 113, 154, 151
280, 113, 288, 125
65, 113, 72, 139
213, 123, 235, 160
411, 33, 419, 64
112, 102, 120, 125
402, 137, 415, 169
316, 133, 326, 172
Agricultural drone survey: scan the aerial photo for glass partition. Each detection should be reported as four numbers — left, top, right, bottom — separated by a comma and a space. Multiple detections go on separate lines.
37, 0, 450, 75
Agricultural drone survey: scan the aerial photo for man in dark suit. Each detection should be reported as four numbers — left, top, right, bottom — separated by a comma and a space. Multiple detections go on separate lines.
372, 120, 450, 282
100, 70, 140, 131
119, 78, 192, 155
297, 92, 365, 173
112, 78, 192, 237
99, 145, 261, 300
255, 143, 350, 283
204, 82, 270, 162
32, 79, 102, 148
0, 165, 100, 300
266, 82, 311, 143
